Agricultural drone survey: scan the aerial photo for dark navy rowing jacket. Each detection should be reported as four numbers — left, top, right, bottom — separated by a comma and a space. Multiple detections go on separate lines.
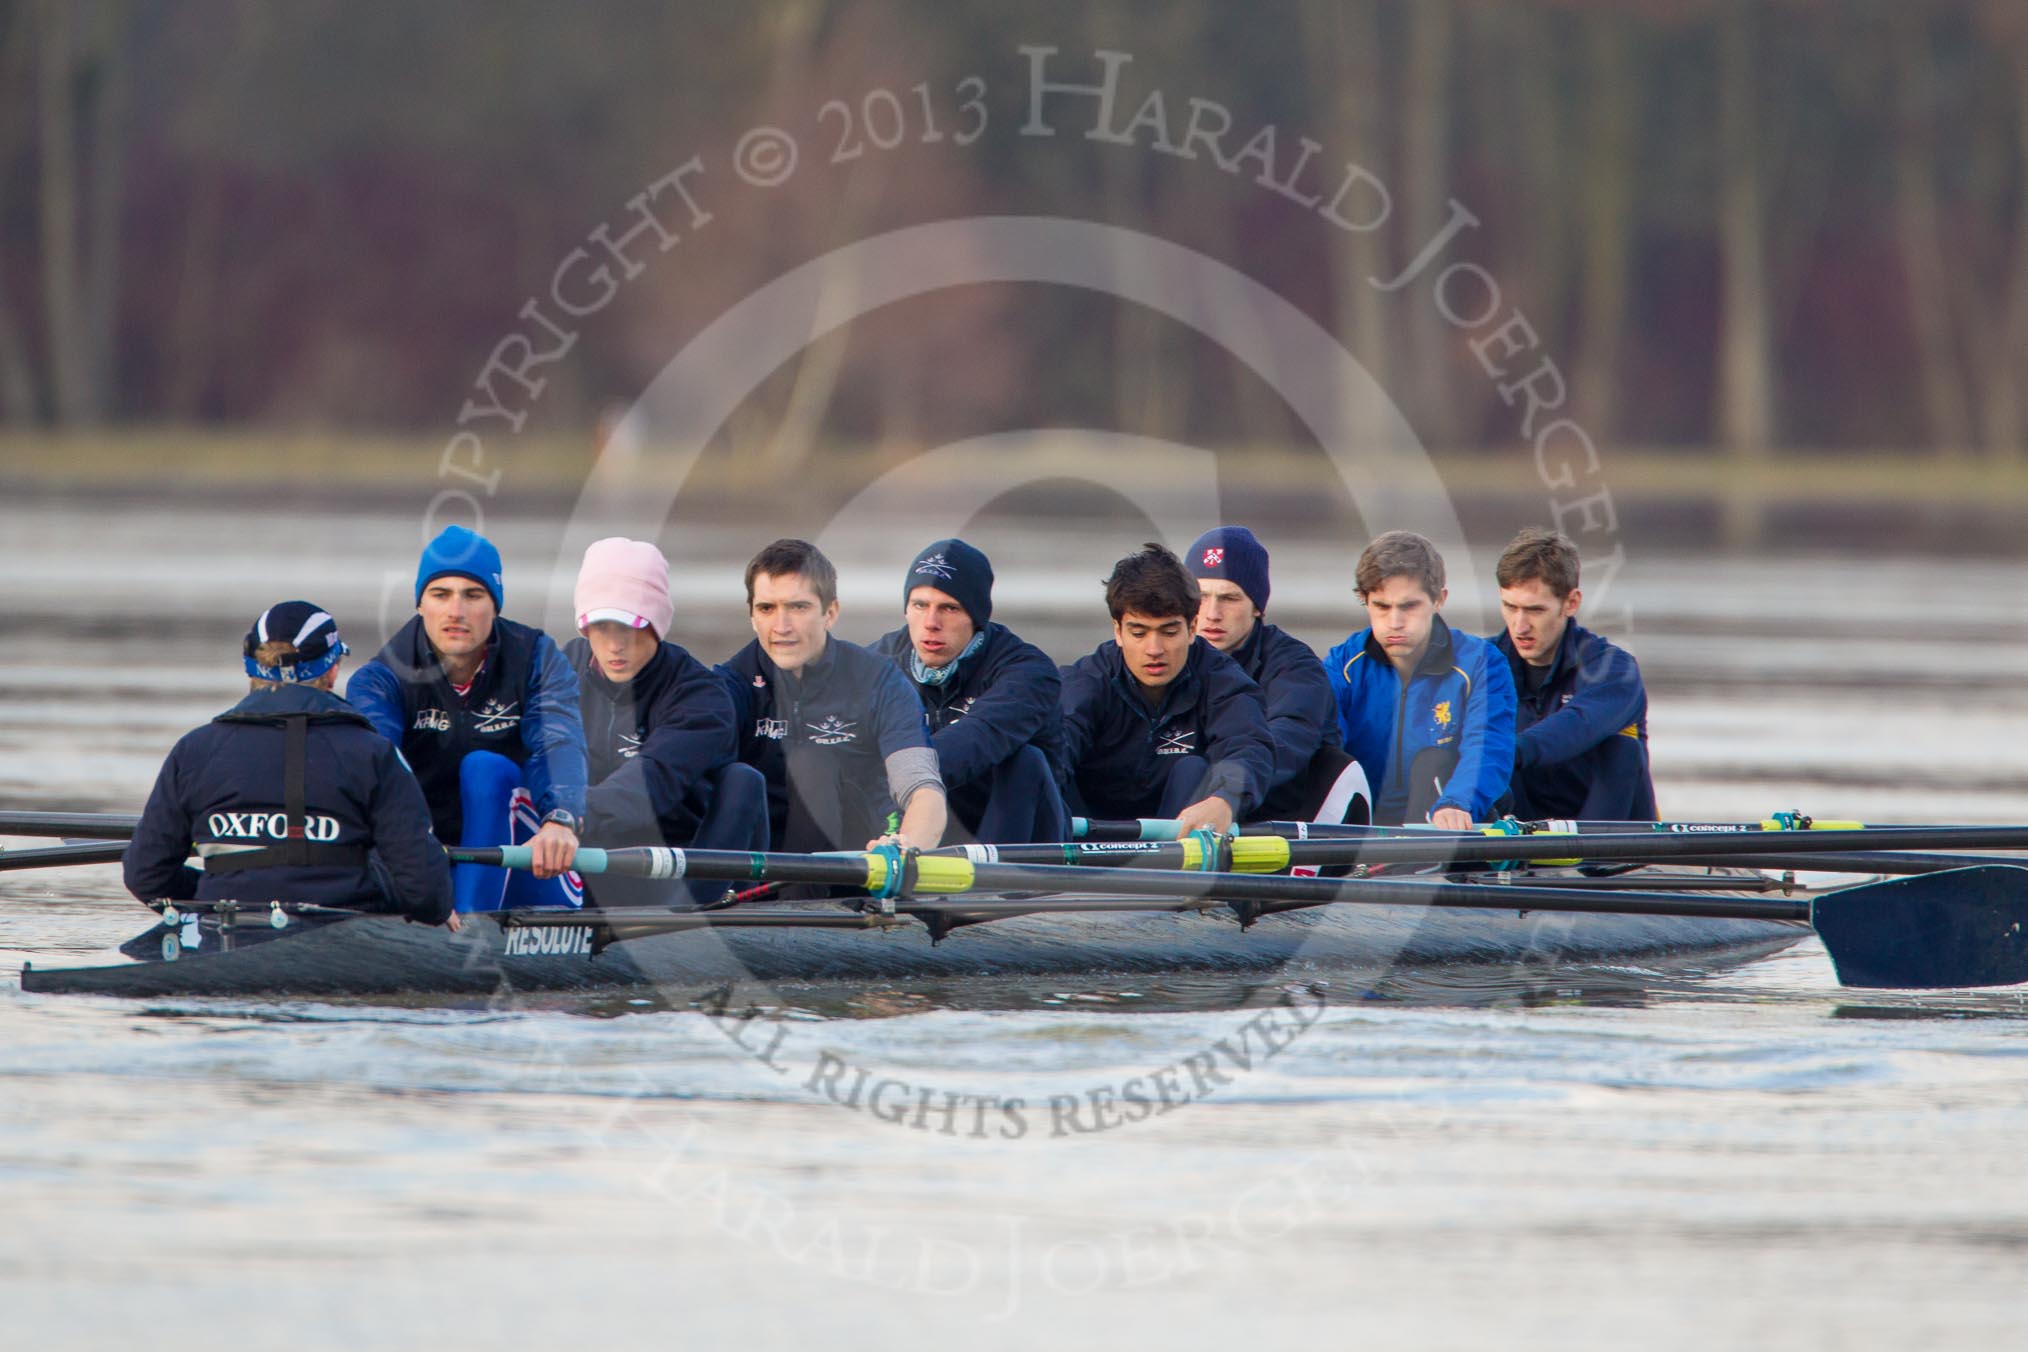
870, 621, 1063, 791
124, 684, 454, 922
720, 636, 941, 852
1326, 614, 1516, 824
1223, 621, 1337, 800
1056, 637, 1276, 820
1494, 620, 1657, 822
566, 636, 739, 843
348, 614, 587, 844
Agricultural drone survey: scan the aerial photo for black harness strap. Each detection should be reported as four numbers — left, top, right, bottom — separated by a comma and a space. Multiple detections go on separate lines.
285, 714, 310, 867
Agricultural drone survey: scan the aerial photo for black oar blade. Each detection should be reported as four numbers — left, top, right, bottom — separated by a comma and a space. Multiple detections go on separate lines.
1812, 866, 2028, 989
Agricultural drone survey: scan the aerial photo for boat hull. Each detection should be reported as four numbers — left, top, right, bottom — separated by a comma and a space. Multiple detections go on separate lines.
19, 878, 1811, 1000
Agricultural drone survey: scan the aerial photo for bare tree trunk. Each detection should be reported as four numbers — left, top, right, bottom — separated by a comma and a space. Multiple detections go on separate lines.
1979, 36, 2028, 463
0, 3, 41, 420
165, 169, 225, 419
1571, 14, 1636, 442
1890, 6, 1974, 457
36, 0, 92, 424
80, 1, 130, 418
1299, 0, 1394, 455
1402, 0, 1456, 446
1511, 5, 1570, 357
1715, 0, 1776, 548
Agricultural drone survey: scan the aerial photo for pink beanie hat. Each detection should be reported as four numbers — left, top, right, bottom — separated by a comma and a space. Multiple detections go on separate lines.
574, 537, 675, 638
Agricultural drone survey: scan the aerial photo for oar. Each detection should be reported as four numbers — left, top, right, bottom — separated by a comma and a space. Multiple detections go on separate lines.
0, 810, 142, 840
0, 841, 128, 871
451, 843, 2028, 990
1072, 815, 1952, 843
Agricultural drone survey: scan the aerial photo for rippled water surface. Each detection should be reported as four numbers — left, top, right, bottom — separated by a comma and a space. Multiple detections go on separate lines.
6, 501, 2028, 1347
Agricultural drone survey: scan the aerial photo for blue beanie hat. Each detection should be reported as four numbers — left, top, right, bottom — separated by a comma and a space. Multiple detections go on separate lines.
1185, 526, 1270, 614
904, 538, 993, 629
416, 525, 504, 612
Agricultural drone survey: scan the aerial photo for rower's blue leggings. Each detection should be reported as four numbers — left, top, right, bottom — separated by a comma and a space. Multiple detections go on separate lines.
453, 752, 582, 913
948, 746, 1071, 845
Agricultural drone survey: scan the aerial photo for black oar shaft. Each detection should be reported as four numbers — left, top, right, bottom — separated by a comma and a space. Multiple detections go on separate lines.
0, 811, 141, 840
0, 842, 128, 871
1669, 851, 2028, 876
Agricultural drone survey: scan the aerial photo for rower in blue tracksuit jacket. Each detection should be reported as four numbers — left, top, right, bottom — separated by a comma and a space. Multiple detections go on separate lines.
1326, 614, 1516, 824
1494, 620, 1657, 822
1056, 637, 1277, 822
350, 612, 587, 845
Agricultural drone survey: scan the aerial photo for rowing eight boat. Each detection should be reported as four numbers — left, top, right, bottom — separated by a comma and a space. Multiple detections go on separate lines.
19, 866, 1813, 999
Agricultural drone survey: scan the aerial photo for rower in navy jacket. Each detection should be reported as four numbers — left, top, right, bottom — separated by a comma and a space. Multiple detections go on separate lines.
124, 601, 454, 926
348, 525, 587, 911
566, 537, 769, 907
871, 539, 1068, 844
721, 538, 948, 854
1187, 526, 1371, 825
1491, 528, 1657, 822
1326, 531, 1517, 828
1057, 543, 1277, 835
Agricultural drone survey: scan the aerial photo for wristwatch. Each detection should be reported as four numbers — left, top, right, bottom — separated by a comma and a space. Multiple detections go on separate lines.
540, 809, 580, 836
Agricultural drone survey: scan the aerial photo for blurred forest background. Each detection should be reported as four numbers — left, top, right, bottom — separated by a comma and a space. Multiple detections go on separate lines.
1, 0, 2026, 546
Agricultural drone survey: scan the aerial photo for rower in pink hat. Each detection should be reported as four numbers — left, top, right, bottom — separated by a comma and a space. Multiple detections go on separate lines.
566, 538, 769, 907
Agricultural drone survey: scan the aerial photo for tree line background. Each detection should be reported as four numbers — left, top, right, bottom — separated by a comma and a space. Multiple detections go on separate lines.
1, 0, 2026, 471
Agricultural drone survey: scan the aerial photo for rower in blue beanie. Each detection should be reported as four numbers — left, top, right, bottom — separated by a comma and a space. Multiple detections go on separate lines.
872, 538, 1069, 844
348, 525, 589, 912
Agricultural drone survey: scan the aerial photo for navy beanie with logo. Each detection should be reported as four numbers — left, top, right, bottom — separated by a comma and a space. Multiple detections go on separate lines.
416, 525, 504, 612
904, 538, 994, 629
1185, 526, 1271, 614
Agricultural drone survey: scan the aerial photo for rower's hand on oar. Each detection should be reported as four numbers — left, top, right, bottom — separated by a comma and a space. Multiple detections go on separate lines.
444, 911, 462, 934
528, 821, 578, 879
866, 831, 925, 853
1172, 796, 1235, 838
1429, 807, 1473, 832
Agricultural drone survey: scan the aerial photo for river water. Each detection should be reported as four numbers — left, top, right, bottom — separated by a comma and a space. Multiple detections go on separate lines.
5, 496, 2028, 1347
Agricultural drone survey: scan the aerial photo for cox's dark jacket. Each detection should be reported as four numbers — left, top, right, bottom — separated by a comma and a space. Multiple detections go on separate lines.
1056, 637, 1276, 820
124, 684, 453, 922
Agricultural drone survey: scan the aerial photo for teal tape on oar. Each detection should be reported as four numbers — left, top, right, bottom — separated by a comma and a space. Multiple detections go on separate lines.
480, 845, 612, 874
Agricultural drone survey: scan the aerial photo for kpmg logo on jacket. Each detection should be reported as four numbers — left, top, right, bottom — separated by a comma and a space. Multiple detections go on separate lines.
913, 553, 956, 581
755, 717, 787, 740
474, 699, 520, 735
1155, 728, 1196, 756
808, 715, 858, 745
412, 707, 453, 733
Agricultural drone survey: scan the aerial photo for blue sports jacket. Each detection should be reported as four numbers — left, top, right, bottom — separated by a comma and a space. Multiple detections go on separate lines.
567, 636, 739, 844
1325, 615, 1516, 823
1056, 636, 1276, 820
348, 614, 587, 844
870, 621, 1063, 792
124, 684, 453, 921
1494, 620, 1656, 822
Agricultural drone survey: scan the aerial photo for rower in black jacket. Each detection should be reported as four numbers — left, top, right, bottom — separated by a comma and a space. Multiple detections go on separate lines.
871, 539, 1068, 844
1187, 526, 1371, 824
721, 539, 947, 854
1057, 543, 1277, 834
567, 537, 768, 907
124, 601, 454, 926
